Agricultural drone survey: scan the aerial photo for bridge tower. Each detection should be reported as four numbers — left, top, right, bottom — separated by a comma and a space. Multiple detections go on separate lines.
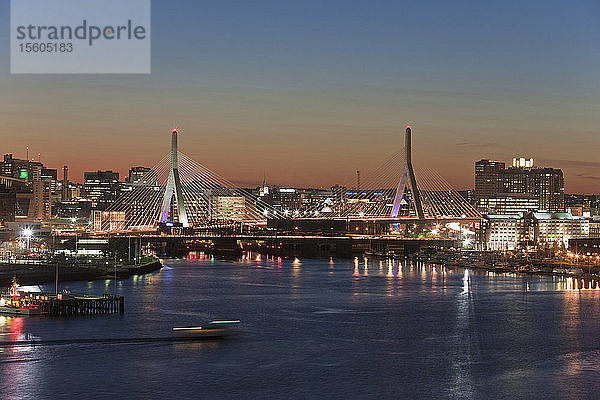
391, 125, 424, 218
159, 128, 190, 227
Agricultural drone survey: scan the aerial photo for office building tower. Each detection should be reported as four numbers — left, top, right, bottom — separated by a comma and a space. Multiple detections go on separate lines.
84, 170, 120, 203
475, 158, 564, 213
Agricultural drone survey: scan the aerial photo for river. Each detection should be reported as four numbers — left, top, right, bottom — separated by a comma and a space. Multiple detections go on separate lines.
1, 254, 599, 399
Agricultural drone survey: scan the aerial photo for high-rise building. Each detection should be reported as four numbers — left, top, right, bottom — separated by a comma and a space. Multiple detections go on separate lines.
474, 160, 505, 204
31, 179, 52, 220
479, 193, 539, 215
84, 170, 120, 203
41, 167, 58, 197
61, 165, 70, 201
127, 166, 152, 184
475, 158, 564, 213
502, 167, 564, 212
1, 153, 42, 182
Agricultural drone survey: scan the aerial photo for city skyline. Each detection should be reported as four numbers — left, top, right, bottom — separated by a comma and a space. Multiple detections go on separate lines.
1, 0, 599, 192
3, 2, 600, 398
0, 140, 597, 194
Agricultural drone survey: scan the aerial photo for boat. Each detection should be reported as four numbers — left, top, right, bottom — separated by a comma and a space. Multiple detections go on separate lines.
172, 320, 240, 339
0, 304, 43, 316
0, 277, 45, 316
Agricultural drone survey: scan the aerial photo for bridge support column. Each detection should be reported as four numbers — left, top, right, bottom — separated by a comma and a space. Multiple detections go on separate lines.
391, 125, 424, 218
159, 128, 189, 227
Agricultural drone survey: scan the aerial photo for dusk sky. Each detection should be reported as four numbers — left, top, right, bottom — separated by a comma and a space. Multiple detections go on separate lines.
1, 0, 599, 192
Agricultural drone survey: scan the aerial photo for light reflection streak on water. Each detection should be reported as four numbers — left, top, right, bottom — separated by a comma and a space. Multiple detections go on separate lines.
398, 261, 403, 279
558, 288, 583, 391
350, 258, 600, 296
461, 269, 470, 295
520, 275, 600, 292
1, 316, 43, 396
290, 258, 302, 299
450, 268, 477, 398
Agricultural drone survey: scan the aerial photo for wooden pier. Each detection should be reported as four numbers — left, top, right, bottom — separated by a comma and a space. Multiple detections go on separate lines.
40, 296, 125, 316
1, 291, 124, 317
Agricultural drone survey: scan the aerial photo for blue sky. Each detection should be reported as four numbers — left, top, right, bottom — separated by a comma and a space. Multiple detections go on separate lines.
1, 0, 599, 191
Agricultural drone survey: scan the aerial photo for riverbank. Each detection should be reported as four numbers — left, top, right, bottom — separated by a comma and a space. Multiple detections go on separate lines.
0, 259, 163, 286
410, 251, 600, 280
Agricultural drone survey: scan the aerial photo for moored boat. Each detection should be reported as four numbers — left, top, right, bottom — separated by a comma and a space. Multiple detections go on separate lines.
0, 304, 43, 316
0, 277, 46, 316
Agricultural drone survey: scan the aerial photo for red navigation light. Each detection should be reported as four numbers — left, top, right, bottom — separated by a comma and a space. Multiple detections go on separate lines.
406, 125, 411, 129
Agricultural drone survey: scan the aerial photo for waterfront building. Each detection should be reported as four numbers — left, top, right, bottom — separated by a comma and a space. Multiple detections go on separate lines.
483, 214, 526, 251
484, 211, 589, 250
527, 212, 588, 249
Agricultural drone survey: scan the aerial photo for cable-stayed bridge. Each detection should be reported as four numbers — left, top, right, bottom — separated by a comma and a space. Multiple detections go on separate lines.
95, 127, 479, 233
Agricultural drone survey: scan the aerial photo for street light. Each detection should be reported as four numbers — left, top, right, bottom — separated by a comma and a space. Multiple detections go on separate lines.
22, 228, 33, 251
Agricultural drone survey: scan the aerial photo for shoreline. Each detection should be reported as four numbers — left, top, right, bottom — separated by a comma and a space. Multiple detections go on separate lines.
0, 259, 163, 286
2, 253, 597, 287
406, 253, 600, 281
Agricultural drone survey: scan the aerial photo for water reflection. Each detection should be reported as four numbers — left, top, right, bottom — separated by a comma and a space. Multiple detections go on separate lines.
450, 268, 477, 398
461, 269, 470, 295
2, 257, 600, 399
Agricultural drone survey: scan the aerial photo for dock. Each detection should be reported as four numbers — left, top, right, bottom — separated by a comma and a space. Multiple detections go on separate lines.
41, 295, 125, 316
1, 292, 124, 317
